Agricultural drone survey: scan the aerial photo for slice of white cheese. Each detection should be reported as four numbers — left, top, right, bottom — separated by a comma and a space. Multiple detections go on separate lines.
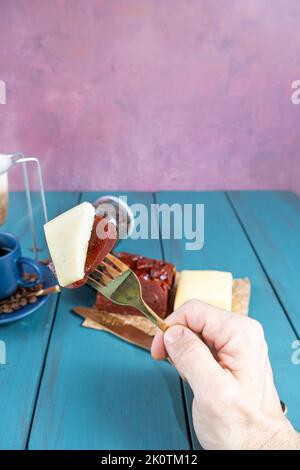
174, 270, 233, 311
44, 202, 95, 287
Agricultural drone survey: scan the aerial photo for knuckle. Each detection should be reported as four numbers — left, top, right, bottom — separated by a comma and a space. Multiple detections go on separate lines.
225, 316, 267, 352
247, 319, 269, 356
173, 336, 199, 369
179, 337, 199, 360
233, 315, 264, 337
249, 318, 265, 339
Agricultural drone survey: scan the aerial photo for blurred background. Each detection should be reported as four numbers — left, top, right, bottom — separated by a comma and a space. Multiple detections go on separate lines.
0, 0, 300, 192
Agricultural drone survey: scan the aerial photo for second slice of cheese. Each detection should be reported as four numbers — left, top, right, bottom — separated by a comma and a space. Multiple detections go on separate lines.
174, 270, 233, 311
44, 202, 95, 287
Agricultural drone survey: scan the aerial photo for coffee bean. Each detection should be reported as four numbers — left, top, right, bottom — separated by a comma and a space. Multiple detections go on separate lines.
20, 298, 28, 307
0, 278, 44, 315
11, 302, 20, 311
2, 306, 13, 314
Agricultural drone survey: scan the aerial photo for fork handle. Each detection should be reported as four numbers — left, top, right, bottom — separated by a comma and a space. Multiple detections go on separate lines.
137, 301, 169, 332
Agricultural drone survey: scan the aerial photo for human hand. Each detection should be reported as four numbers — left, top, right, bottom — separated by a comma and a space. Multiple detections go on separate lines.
151, 299, 299, 449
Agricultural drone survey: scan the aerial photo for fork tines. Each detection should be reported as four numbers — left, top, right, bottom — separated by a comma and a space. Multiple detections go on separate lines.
88, 253, 129, 288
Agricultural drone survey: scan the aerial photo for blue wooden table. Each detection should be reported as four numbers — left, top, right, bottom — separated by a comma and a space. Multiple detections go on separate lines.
0, 191, 300, 450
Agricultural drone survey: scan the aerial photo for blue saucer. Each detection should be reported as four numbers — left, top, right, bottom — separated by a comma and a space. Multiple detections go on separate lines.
0, 263, 57, 325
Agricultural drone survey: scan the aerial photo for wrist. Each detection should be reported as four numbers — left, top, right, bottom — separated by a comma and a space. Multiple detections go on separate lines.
258, 417, 300, 450
244, 415, 300, 450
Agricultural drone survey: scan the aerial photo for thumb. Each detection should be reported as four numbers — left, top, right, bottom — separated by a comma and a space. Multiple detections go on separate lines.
164, 325, 225, 395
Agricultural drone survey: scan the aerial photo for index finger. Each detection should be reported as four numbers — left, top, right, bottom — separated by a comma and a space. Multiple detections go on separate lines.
151, 298, 254, 361
152, 299, 233, 360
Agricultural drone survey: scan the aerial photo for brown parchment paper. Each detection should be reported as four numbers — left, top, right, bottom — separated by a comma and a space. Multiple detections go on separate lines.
74, 276, 251, 351
232, 278, 251, 316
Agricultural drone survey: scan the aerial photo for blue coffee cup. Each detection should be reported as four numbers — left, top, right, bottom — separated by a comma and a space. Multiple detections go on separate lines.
0, 232, 42, 300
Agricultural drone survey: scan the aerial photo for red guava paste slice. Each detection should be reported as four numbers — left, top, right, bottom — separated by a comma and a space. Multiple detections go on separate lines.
95, 252, 176, 318
68, 214, 117, 288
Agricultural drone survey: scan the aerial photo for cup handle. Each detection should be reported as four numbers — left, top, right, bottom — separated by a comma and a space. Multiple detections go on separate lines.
17, 257, 42, 288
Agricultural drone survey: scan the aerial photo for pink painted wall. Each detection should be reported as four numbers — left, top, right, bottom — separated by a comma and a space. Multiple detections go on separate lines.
1, 0, 300, 192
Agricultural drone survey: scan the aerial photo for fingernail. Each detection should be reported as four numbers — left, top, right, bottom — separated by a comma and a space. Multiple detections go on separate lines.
164, 325, 184, 344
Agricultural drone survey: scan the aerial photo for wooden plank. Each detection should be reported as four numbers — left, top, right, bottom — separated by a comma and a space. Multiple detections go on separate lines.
0, 191, 80, 449
228, 191, 300, 337
155, 191, 300, 449
28, 192, 190, 450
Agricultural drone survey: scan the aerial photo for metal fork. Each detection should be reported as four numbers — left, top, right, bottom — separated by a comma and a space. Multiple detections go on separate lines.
87, 253, 169, 332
